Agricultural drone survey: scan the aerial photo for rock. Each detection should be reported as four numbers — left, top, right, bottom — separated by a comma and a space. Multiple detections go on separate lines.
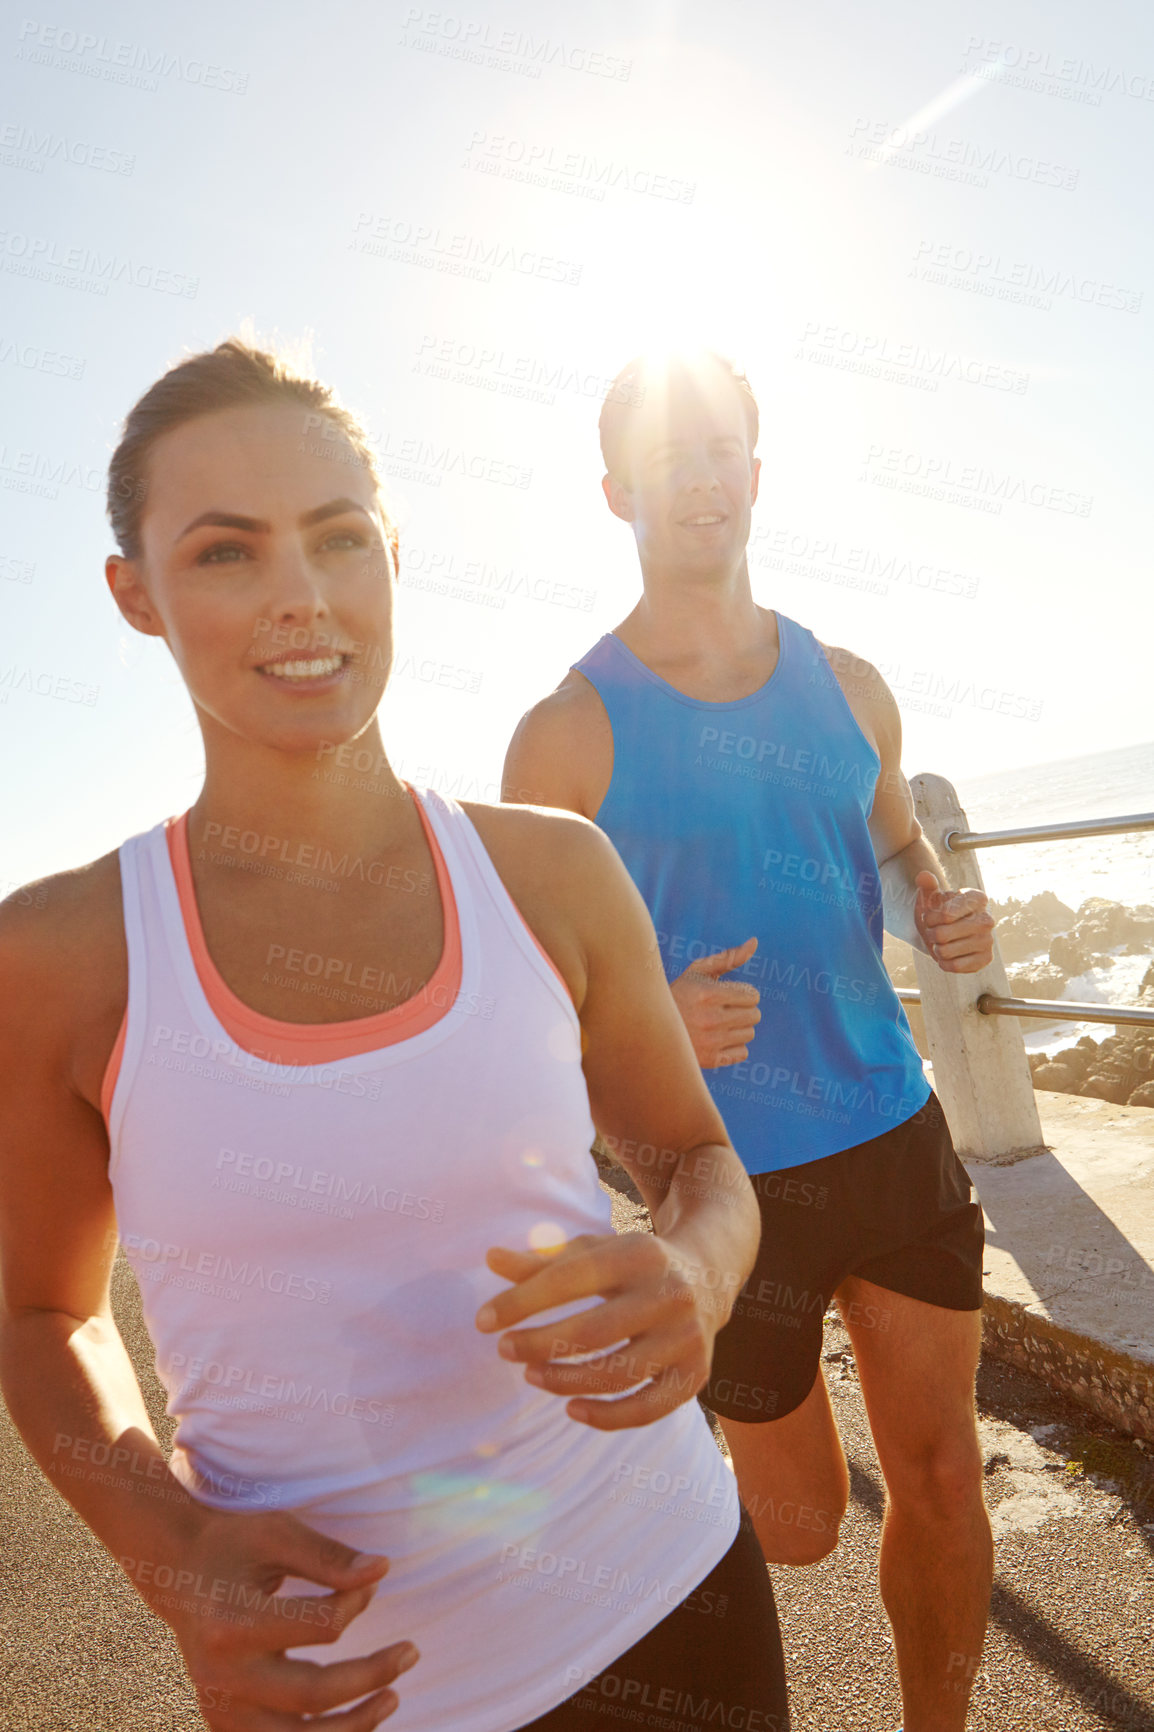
1122, 917, 1154, 953
995, 910, 1052, 965
1098, 1033, 1154, 1073
1049, 931, 1093, 976
1127, 1081, 1154, 1108
1033, 1063, 1081, 1093
1080, 1073, 1134, 1105
1048, 1045, 1090, 1081
1075, 899, 1131, 947
1021, 891, 1078, 935
1075, 1034, 1101, 1050
1006, 961, 1068, 1000
1141, 960, 1154, 994
1071, 898, 1154, 953
1027, 1051, 1048, 1074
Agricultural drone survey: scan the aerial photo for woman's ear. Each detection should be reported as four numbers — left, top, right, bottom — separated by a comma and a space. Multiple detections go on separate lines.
105, 555, 167, 638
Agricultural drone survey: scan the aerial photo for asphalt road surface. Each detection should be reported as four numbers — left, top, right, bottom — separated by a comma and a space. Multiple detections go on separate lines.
1, 1186, 1152, 1731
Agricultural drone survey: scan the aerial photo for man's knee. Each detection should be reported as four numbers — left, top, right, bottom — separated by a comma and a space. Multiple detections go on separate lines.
742, 1489, 846, 1566
885, 1439, 984, 1520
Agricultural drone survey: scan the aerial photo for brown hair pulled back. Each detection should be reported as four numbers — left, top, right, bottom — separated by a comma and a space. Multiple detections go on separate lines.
106, 338, 397, 565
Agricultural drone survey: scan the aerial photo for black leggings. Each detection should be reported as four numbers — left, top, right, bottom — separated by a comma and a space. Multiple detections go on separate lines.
514, 1510, 789, 1731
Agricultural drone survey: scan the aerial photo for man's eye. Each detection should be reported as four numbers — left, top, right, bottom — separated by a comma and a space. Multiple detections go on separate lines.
321, 530, 367, 551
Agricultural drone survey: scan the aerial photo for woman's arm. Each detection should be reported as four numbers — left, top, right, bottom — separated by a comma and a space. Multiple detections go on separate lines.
0, 880, 416, 1729
0, 874, 193, 1562
471, 811, 761, 1429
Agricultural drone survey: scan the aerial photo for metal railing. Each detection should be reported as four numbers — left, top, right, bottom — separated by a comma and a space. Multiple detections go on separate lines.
895, 987, 1154, 1030
944, 811, 1154, 852
899, 807, 1153, 1033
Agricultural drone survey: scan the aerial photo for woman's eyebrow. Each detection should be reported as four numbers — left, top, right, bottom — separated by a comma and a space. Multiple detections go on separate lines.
175, 499, 373, 543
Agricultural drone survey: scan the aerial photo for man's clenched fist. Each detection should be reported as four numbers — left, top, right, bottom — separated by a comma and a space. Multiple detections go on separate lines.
670, 937, 762, 1066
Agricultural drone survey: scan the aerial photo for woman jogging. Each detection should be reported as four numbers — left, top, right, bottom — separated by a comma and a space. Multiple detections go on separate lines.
0, 341, 789, 1731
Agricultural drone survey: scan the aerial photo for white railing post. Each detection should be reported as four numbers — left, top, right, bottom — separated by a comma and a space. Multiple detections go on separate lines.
909, 773, 1045, 1162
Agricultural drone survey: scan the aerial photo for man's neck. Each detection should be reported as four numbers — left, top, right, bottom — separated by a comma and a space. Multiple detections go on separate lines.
615, 558, 771, 665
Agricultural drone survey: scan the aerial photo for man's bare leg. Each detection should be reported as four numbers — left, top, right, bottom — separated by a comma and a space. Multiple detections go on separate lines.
838, 1275, 992, 1731
719, 1368, 850, 1566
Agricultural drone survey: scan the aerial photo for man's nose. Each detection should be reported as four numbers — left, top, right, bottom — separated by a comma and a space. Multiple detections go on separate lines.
679, 448, 723, 490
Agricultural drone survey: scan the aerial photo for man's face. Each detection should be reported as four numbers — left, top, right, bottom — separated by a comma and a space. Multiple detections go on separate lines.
604, 371, 760, 580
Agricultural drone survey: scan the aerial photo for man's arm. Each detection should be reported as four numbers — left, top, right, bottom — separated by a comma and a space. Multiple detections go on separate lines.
501, 674, 611, 818
825, 648, 995, 973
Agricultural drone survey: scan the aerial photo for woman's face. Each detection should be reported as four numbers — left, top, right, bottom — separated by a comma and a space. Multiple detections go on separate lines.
112, 402, 396, 758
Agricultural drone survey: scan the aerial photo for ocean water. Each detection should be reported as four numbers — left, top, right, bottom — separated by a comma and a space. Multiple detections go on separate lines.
955, 740, 1154, 914
952, 741, 1154, 1056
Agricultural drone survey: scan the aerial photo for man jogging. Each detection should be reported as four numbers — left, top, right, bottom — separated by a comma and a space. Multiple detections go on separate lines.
502, 349, 996, 1732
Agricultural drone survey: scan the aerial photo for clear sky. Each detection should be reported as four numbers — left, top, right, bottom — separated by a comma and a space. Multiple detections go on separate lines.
1, 0, 1151, 887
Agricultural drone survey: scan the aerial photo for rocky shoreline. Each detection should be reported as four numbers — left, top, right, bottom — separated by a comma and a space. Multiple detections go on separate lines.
993, 893, 1154, 1109
884, 892, 1154, 1110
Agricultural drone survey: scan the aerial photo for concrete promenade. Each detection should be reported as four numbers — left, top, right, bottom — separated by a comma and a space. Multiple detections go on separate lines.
962, 1087, 1154, 1442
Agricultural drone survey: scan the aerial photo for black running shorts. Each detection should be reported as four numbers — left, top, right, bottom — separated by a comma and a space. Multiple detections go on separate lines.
703, 1092, 984, 1424
514, 1510, 789, 1731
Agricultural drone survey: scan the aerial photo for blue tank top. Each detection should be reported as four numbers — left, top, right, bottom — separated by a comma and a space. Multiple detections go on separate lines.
572, 612, 930, 1175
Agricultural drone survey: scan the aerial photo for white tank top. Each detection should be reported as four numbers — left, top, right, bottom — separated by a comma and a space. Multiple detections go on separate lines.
105, 786, 739, 1732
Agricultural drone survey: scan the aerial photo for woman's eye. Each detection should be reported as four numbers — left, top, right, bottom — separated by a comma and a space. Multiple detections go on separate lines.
197, 542, 250, 565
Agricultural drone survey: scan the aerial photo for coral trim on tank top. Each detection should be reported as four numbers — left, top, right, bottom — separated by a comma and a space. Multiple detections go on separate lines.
98, 785, 574, 1124
163, 783, 463, 1064
102, 786, 465, 1119
100, 1011, 128, 1127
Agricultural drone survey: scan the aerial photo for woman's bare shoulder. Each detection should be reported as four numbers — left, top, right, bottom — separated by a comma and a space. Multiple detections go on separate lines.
456, 800, 621, 1009
459, 798, 608, 883
0, 850, 127, 1059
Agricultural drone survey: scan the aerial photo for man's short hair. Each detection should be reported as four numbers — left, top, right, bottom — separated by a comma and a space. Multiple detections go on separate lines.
598, 348, 759, 483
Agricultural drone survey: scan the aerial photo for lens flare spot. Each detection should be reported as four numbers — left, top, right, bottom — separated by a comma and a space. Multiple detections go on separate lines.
521, 1147, 544, 1168
547, 1022, 577, 1060
528, 1220, 567, 1253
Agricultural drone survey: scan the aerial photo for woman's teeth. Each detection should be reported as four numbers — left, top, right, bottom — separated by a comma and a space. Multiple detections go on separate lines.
261, 656, 345, 680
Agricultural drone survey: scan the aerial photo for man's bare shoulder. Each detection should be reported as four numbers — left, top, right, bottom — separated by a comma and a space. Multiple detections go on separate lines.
510, 670, 609, 744
0, 850, 125, 1008
820, 640, 883, 692
820, 640, 901, 715
502, 670, 612, 814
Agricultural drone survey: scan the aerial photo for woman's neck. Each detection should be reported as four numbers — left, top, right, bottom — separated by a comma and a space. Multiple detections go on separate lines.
187, 723, 416, 864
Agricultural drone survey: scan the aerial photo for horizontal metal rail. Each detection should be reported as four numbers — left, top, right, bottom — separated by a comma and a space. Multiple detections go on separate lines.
944, 811, 1154, 851
895, 987, 1154, 1030
977, 993, 1154, 1029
